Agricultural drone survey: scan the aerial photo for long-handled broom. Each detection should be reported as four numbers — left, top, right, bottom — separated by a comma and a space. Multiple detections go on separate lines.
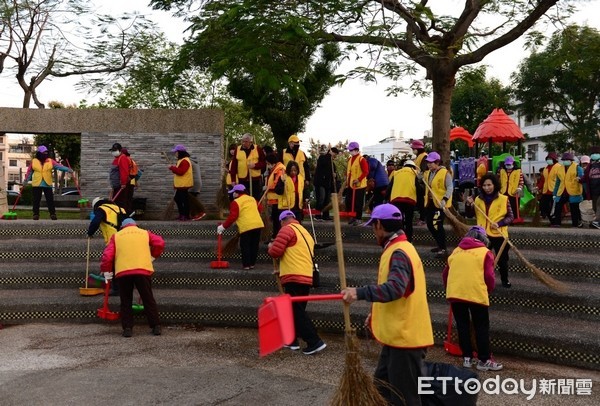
79, 238, 104, 296
329, 193, 387, 406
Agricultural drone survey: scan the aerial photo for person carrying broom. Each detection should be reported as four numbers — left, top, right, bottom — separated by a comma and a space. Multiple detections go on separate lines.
341, 203, 433, 406
218, 184, 264, 270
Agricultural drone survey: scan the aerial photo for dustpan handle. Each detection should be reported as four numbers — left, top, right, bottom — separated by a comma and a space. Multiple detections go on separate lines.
290, 294, 343, 303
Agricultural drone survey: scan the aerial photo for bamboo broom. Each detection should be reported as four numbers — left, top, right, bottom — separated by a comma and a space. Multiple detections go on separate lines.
472, 203, 568, 293
329, 193, 387, 406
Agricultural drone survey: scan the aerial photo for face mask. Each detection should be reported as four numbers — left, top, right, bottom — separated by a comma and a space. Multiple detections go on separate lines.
546, 159, 554, 165
350, 150, 359, 156
562, 161, 572, 167
591, 153, 600, 161
111, 151, 121, 157
505, 164, 513, 170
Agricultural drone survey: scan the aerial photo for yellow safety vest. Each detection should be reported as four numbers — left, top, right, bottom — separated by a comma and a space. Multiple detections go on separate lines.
556, 164, 583, 196
474, 194, 509, 238
236, 146, 261, 180
414, 152, 427, 173
499, 169, 522, 196
371, 239, 434, 348
267, 162, 286, 204
346, 155, 367, 189
173, 157, 193, 188
235, 194, 264, 233
99, 204, 126, 245
114, 226, 154, 276
446, 246, 490, 306
279, 224, 314, 278
424, 168, 452, 208
390, 167, 417, 201
31, 158, 54, 187
278, 174, 305, 210
282, 150, 308, 179
226, 160, 234, 186
543, 164, 561, 194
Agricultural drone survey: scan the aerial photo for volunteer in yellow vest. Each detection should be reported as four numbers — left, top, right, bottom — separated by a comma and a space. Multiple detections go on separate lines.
100, 218, 165, 338
342, 204, 433, 406
87, 197, 128, 244
229, 133, 266, 201
281, 134, 311, 187
541, 152, 560, 220
411, 139, 428, 224
386, 160, 419, 242
268, 210, 326, 355
24, 145, 73, 221
345, 141, 369, 225
498, 155, 524, 221
423, 151, 453, 257
218, 184, 264, 270
265, 152, 286, 239
551, 152, 584, 228
225, 144, 237, 199
275, 160, 306, 222
476, 150, 489, 186
168, 144, 203, 221
466, 173, 514, 288
443, 226, 503, 372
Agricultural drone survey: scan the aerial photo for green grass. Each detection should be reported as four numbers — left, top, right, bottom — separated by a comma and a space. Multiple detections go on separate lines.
6, 209, 83, 220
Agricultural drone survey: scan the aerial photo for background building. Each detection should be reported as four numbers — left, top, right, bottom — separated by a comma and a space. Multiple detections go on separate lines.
362, 130, 412, 163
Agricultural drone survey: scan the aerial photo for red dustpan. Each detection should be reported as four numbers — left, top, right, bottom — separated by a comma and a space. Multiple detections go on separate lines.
258, 293, 343, 357
97, 279, 120, 321
339, 188, 356, 218
211, 227, 229, 269
444, 306, 462, 356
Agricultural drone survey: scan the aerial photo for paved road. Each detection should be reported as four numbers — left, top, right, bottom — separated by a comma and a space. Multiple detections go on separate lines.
0, 323, 598, 405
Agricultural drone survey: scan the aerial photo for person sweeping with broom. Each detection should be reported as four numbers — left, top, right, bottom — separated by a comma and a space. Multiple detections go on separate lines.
341, 203, 433, 406
218, 184, 264, 270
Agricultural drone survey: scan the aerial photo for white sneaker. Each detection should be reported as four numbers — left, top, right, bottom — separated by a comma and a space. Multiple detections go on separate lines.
463, 357, 472, 368
477, 359, 503, 371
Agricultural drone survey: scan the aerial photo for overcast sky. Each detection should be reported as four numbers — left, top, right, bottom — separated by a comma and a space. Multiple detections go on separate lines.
2, 0, 599, 148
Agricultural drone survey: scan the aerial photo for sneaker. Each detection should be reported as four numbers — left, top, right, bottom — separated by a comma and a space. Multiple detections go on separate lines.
435, 249, 447, 258
592, 221, 600, 230
122, 328, 132, 338
352, 220, 363, 226
477, 359, 503, 371
463, 357, 472, 368
152, 326, 162, 336
192, 212, 206, 221
50, 214, 57, 220
33, 215, 39, 221
502, 281, 512, 288
284, 340, 300, 351
302, 340, 326, 355
577, 221, 584, 228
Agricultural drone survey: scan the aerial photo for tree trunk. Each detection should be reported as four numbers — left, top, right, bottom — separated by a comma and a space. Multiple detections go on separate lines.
430, 67, 457, 167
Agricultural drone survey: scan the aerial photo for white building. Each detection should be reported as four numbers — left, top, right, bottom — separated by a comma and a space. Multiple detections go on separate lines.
362, 130, 413, 163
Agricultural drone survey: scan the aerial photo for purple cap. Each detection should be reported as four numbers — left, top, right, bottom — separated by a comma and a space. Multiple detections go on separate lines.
504, 156, 515, 165
410, 140, 424, 149
363, 204, 403, 226
347, 142, 360, 151
278, 210, 296, 222
561, 152, 574, 161
228, 184, 246, 194
469, 225, 486, 235
37, 145, 48, 153
425, 151, 441, 162
171, 144, 187, 153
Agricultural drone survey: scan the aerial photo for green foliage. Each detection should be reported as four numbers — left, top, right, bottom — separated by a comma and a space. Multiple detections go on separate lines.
34, 102, 81, 170
512, 25, 600, 153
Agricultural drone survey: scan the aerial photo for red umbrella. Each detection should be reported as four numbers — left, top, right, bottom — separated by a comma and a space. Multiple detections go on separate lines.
472, 109, 524, 143
449, 126, 474, 147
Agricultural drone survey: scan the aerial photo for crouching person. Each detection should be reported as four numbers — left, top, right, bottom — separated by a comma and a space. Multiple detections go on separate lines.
100, 218, 165, 337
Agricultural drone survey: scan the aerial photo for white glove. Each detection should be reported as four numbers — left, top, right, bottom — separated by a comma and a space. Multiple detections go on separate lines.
516, 188, 523, 198
103, 272, 113, 281
217, 225, 226, 235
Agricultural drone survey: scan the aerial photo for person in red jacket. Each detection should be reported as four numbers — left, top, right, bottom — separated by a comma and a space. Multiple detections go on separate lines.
268, 210, 326, 355
443, 226, 503, 372
108, 143, 134, 214
100, 218, 165, 338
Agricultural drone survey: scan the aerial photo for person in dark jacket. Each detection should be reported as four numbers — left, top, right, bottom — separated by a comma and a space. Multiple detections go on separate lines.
313, 146, 339, 221
582, 146, 600, 229
365, 156, 389, 210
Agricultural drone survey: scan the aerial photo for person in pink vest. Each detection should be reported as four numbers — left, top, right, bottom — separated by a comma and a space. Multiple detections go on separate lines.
342, 204, 433, 405
100, 218, 165, 338
443, 226, 503, 372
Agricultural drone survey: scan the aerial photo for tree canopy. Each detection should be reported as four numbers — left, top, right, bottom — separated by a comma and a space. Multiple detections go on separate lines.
512, 25, 600, 153
151, 0, 569, 163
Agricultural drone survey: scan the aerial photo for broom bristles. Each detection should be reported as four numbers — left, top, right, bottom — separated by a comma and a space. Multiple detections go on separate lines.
511, 244, 569, 293
330, 334, 389, 406
443, 207, 471, 238
221, 233, 240, 257
162, 198, 175, 220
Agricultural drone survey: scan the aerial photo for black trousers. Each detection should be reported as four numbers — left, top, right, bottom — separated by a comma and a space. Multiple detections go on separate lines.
240, 228, 261, 267
174, 189, 190, 218
552, 194, 581, 226
118, 274, 160, 330
344, 187, 366, 220
374, 346, 427, 406
283, 282, 321, 347
425, 205, 446, 250
489, 236, 510, 284
507, 194, 519, 219
370, 186, 387, 210
540, 194, 553, 219
240, 179, 262, 201
315, 185, 332, 219
32, 187, 55, 216
451, 301, 491, 362
269, 204, 281, 239
113, 185, 134, 214
392, 202, 415, 242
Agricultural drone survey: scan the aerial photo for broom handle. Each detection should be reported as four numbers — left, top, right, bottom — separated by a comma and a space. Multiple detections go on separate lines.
307, 200, 318, 244
472, 203, 511, 246
65, 159, 81, 197
331, 193, 353, 333
85, 238, 91, 289
415, 168, 449, 215
290, 294, 344, 302
217, 223, 223, 262
272, 259, 284, 294
494, 238, 509, 268
11, 186, 23, 211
